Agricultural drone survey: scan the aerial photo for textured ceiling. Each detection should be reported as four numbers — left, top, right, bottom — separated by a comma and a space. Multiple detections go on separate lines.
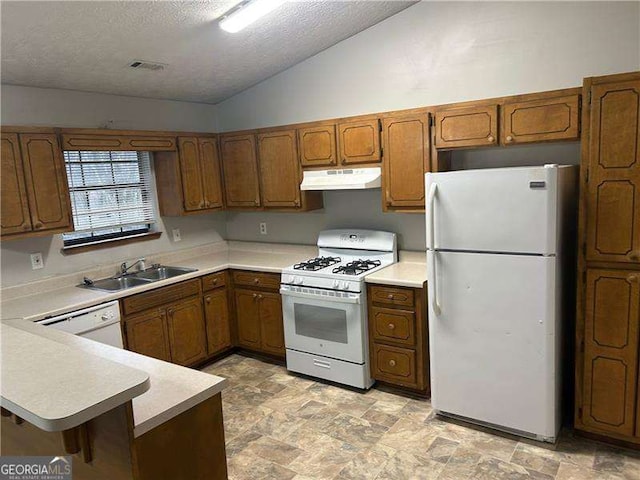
1, 1, 415, 104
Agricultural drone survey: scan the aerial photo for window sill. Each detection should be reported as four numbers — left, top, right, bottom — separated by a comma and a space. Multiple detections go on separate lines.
61, 231, 162, 255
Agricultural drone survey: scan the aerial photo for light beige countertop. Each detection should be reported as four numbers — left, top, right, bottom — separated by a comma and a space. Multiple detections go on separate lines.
365, 251, 427, 288
1, 241, 317, 322
1, 321, 150, 432
3, 319, 228, 437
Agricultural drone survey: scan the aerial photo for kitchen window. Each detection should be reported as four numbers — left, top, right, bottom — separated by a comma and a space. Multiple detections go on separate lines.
62, 150, 157, 248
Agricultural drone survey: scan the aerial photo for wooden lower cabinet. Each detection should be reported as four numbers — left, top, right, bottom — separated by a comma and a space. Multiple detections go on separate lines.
204, 287, 232, 355
580, 268, 640, 438
166, 297, 207, 366
232, 271, 285, 358
368, 284, 429, 393
124, 309, 172, 362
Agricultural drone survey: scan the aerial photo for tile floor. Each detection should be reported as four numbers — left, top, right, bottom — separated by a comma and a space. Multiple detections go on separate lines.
202, 354, 640, 480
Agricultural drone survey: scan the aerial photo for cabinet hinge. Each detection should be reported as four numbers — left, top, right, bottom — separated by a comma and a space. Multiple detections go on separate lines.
587, 90, 592, 105
580, 339, 585, 353
585, 168, 589, 183
380, 147, 384, 157
429, 115, 435, 127
379, 121, 383, 132
578, 407, 583, 419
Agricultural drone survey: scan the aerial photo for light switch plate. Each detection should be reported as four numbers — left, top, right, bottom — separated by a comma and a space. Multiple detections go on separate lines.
30, 252, 44, 270
172, 228, 181, 242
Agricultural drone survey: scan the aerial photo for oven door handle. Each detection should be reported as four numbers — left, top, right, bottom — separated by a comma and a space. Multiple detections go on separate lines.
279, 288, 361, 305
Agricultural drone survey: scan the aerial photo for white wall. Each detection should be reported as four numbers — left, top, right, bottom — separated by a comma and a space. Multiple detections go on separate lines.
0, 85, 225, 287
217, 1, 637, 247
1, 84, 219, 131
216, 1, 640, 130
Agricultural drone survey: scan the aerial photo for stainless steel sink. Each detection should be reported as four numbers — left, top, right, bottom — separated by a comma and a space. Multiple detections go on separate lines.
80, 265, 198, 292
85, 276, 154, 292
132, 266, 198, 281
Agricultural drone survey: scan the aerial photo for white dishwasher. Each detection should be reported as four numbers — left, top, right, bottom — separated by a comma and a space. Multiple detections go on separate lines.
37, 301, 123, 348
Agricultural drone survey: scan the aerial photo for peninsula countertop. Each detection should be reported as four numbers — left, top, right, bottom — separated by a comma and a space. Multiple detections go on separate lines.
2, 319, 228, 437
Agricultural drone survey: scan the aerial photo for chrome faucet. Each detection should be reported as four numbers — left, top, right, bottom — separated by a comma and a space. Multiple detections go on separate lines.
120, 257, 146, 275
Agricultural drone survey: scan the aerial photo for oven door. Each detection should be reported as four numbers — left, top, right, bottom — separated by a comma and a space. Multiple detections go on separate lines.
280, 286, 366, 364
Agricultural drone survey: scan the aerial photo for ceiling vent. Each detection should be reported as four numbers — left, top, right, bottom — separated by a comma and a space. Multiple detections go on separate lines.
128, 60, 167, 71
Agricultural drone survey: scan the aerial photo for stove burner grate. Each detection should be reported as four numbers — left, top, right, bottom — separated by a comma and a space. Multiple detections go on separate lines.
332, 259, 382, 276
293, 256, 341, 271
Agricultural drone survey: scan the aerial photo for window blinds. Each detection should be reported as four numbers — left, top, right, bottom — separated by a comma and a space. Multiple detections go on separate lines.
63, 151, 156, 233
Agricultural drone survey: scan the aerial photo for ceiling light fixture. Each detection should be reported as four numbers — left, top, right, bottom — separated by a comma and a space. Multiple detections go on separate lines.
219, 0, 285, 33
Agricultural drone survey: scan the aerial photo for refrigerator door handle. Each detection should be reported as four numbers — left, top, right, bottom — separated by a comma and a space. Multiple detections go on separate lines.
427, 183, 441, 316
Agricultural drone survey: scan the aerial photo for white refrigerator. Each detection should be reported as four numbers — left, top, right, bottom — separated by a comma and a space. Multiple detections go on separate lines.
425, 165, 577, 442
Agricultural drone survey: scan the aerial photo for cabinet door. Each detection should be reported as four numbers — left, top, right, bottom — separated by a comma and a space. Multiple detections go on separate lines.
382, 115, 430, 210
298, 125, 337, 168
19, 133, 72, 232
1, 133, 32, 235
204, 288, 231, 355
199, 137, 224, 209
502, 94, 580, 145
259, 291, 285, 357
582, 269, 640, 436
338, 119, 381, 165
585, 80, 640, 264
220, 134, 261, 208
257, 130, 301, 208
178, 137, 205, 211
434, 105, 498, 149
234, 289, 262, 350
125, 309, 172, 362
166, 297, 207, 366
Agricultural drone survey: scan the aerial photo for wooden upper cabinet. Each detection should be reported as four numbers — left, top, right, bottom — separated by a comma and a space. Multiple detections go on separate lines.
199, 137, 224, 209
381, 114, 430, 211
502, 94, 580, 145
166, 296, 207, 366
20, 133, 73, 233
178, 137, 205, 211
434, 105, 498, 149
585, 79, 640, 264
257, 130, 301, 208
259, 291, 284, 356
337, 119, 381, 165
1, 133, 31, 235
61, 133, 176, 151
582, 269, 640, 436
298, 124, 337, 168
220, 134, 261, 208
125, 309, 172, 363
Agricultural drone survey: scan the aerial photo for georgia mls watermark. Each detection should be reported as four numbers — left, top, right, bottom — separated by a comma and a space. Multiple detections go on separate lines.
0, 456, 72, 480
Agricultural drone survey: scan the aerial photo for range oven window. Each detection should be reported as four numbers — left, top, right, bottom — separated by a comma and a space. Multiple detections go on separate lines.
293, 304, 349, 344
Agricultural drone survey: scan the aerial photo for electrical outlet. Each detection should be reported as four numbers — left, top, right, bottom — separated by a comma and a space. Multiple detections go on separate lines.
172, 228, 182, 242
259, 222, 267, 235
30, 252, 44, 270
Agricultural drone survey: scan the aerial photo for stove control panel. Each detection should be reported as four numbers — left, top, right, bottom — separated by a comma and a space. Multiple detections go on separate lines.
281, 274, 361, 293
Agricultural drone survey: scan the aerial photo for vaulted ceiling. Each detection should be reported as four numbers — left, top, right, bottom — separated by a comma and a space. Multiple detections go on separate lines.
1, 1, 415, 104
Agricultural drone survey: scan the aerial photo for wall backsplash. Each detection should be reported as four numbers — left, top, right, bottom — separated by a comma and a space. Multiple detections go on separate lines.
226, 189, 426, 251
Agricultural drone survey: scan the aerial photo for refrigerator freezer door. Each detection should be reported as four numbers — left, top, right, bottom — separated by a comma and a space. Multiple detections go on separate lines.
427, 250, 560, 440
426, 166, 559, 255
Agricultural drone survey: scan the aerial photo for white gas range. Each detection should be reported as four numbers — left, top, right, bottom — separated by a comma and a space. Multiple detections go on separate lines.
280, 229, 397, 389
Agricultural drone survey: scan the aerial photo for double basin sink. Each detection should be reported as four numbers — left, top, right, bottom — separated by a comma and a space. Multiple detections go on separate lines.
81, 266, 198, 292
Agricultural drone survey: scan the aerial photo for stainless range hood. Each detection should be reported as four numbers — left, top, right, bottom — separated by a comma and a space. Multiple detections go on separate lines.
300, 167, 381, 191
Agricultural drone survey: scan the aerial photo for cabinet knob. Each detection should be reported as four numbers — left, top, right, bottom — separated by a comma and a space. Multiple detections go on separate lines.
628, 274, 639, 283
506, 135, 514, 143
253, 293, 258, 299
487, 135, 495, 143
253, 278, 260, 284
205, 296, 211, 304
294, 200, 300, 207
199, 201, 205, 208
387, 294, 394, 300
388, 323, 396, 330
212, 278, 218, 284
628, 251, 640, 261
34, 222, 43, 229
258, 294, 263, 300
388, 359, 396, 367
255, 200, 260, 206
167, 308, 174, 317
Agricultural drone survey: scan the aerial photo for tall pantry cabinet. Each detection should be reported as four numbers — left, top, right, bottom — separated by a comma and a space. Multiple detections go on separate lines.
575, 71, 640, 446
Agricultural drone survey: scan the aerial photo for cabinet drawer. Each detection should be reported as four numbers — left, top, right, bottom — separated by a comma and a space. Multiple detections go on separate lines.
369, 285, 414, 308
372, 344, 417, 387
202, 271, 227, 291
371, 306, 416, 346
232, 270, 280, 290
122, 279, 201, 315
